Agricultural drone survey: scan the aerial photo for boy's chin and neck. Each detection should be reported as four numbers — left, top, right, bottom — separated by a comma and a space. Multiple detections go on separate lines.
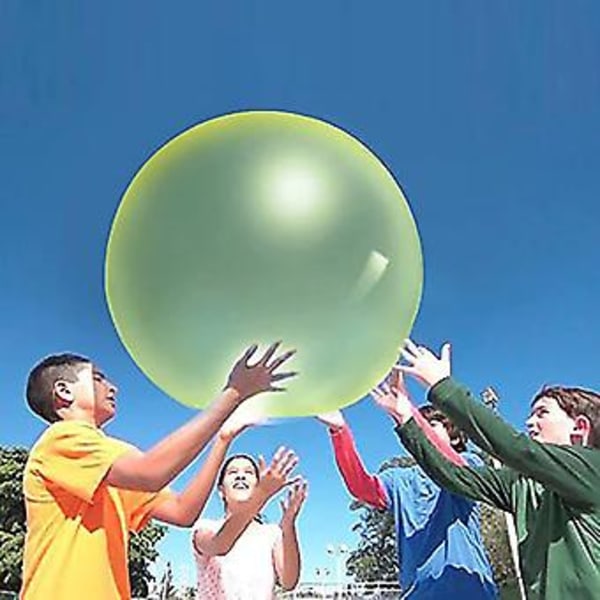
55, 407, 115, 429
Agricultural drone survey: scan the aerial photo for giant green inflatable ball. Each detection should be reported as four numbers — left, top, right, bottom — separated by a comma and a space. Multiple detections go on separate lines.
105, 111, 422, 417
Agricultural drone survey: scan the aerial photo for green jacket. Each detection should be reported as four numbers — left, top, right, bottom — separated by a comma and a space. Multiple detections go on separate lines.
398, 377, 600, 600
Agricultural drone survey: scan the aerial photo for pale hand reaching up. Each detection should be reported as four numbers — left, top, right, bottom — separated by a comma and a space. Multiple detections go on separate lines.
371, 369, 414, 424
280, 479, 308, 529
398, 339, 451, 389
255, 447, 301, 502
316, 410, 346, 431
218, 404, 266, 443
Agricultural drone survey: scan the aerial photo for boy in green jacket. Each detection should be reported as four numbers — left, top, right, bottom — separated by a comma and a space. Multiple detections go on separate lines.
377, 339, 600, 600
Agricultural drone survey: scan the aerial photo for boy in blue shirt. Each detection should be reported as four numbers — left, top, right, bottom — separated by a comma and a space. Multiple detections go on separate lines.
318, 372, 497, 598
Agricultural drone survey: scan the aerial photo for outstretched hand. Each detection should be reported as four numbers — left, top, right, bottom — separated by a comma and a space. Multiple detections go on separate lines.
226, 342, 297, 400
371, 369, 414, 424
397, 339, 451, 389
280, 479, 308, 529
219, 404, 265, 443
256, 447, 301, 501
316, 410, 346, 431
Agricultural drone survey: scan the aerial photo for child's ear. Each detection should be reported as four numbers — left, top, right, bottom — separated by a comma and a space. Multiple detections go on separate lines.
53, 380, 74, 411
572, 415, 592, 446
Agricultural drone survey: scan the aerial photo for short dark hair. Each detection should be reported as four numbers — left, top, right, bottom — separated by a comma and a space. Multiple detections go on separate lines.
532, 385, 600, 449
26, 353, 91, 424
419, 404, 468, 453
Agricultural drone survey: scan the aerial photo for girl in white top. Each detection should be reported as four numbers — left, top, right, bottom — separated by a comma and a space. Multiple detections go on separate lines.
192, 413, 307, 600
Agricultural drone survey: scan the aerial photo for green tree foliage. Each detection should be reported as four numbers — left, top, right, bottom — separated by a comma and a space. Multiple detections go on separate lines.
479, 503, 517, 589
345, 456, 412, 583
345, 455, 517, 594
0, 447, 28, 593
179, 585, 197, 600
0, 444, 166, 596
159, 561, 178, 600
128, 521, 167, 598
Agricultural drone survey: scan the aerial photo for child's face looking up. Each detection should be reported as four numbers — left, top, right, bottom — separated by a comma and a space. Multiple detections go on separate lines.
219, 457, 259, 506
526, 396, 579, 445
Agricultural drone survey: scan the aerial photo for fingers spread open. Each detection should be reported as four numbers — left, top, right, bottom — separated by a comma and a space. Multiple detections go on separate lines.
260, 341, 282, 366
241, 344, 259, 364
271, 371, 298, 382
267, 348, 297, 372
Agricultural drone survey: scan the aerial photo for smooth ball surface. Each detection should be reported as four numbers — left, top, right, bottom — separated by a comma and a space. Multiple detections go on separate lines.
105, 111, 422, 416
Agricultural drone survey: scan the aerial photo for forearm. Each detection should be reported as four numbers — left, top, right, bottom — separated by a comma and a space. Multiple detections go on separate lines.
278, 523, 301, 590
158, 436, 231, 526
139, 389, 242, 490
404, 406, 467, 466
399, 419, 513, 510
330, 426, 387, 509
429, 378, 531, 463
201, 492, 268, 556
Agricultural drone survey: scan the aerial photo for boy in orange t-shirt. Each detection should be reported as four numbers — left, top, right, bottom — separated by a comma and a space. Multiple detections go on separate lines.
21, 343, 296, 600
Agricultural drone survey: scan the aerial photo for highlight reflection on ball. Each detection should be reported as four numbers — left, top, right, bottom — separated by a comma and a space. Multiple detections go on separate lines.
105, 111, 422, 417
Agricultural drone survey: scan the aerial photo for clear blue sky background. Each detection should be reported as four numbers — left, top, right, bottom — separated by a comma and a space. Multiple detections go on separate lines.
2, 1, 599, 589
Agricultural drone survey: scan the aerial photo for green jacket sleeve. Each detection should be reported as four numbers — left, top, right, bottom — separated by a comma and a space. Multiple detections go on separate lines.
398, 419, 515, 512
428, 377, 600, 508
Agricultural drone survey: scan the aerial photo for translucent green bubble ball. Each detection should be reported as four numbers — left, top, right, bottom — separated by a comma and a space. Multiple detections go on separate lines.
105, 111, 422, 417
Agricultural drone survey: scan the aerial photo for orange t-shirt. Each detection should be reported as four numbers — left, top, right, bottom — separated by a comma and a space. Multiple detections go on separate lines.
21, 421, 171, 600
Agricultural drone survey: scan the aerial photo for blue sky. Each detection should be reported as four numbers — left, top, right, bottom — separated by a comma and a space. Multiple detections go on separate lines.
2, 1, 600, 590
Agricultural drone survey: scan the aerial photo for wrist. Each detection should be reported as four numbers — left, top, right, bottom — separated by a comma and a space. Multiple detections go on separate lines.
389, 406, 412, 426
253, 485, 274, 507
222, 386, 245, 405
425, 373, 450, 389
216, 431, 235, 445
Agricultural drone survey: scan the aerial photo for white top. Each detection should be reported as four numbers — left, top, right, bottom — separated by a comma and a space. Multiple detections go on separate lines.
192, 518, 282, 600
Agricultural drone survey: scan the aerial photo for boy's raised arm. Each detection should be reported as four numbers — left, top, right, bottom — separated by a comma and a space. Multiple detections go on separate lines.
400, 339, 600, 507
371, 370, 467, 467
318, 411, 388, 510
107, 342, 296, 492
398, 417, 515, 510
428, 378, 600, 507
150, 406, 261, 526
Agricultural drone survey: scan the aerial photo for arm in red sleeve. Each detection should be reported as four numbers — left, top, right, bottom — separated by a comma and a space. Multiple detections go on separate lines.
329, 425, 388, 510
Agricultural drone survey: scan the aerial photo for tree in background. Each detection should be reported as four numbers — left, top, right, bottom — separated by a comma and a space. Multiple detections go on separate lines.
345, 456, 411, 583
0, 447, 27, 593
159, 561, 178, 600
0, 445, 166, 596
479, 502, 518, 591
179, 585, 197, 600
129, 521, 167, 598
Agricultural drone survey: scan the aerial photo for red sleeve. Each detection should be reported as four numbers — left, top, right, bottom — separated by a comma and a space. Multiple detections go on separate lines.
329, 426, 388, 510
410, 406, 467, 467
